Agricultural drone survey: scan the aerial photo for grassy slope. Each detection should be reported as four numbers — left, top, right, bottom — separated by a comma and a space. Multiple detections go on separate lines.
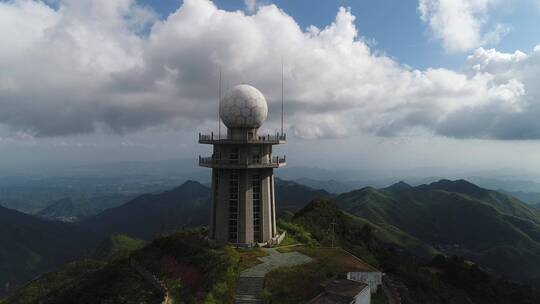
292, 198, 439, 259
1, 260, 106, 304
265, 246, 373, 304
2, 234, 145, 304
3, 230, 239, 304
92, 234, 146, 259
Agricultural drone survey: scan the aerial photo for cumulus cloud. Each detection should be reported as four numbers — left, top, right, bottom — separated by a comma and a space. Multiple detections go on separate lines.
244, 0, 258, 13
418, 0, 509, 52
0, 0, 538, 140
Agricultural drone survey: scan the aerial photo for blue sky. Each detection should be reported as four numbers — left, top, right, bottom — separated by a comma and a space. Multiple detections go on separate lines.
137, 0, 540, 70
1, 0, 540, 173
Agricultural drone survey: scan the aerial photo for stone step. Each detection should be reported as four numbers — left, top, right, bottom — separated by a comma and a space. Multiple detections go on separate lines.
235, 277, 265, 304
235, 298, 264, 304
235, 297, 263, 303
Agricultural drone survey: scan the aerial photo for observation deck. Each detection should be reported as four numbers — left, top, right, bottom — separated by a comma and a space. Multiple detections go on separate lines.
199, 155, 286, 169
198, 133, 286, 145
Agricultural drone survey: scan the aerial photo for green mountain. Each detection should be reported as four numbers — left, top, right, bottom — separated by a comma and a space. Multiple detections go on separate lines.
1, 178, 328, 299
92, 234, 146, 260
36, 194, 132, 222
81, 181, 211, 240
382, 180, 412, 192
7, 191, 540, 304
281, 199, 540, 304
81, 179, 330, 240
2, 230, 239, 304
37, 197, 94, 222
292, 198, 439, 259
293, 177, 355, 193
502, 190, 540, 205
336, 179, 540, 281
0, 205, 99, 298
275, 178, 331, 212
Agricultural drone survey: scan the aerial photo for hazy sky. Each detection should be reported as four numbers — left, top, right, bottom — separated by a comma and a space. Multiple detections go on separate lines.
1, 0, 540, 173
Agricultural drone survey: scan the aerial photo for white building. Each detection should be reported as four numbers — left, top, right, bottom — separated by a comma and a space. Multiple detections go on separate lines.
347, 271, 383, 294
307, 278, 370, 304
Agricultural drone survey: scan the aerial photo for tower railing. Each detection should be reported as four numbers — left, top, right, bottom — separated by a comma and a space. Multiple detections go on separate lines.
199, 155, 286, 168
198, 132, 286, 144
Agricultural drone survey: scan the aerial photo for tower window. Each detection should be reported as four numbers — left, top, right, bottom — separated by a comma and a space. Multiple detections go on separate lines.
252, 174, 261, 242
230, 147, 239, 164
228, 172, 239, 242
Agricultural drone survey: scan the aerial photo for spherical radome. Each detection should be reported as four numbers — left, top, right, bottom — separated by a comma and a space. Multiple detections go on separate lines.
220, 84, 268, 129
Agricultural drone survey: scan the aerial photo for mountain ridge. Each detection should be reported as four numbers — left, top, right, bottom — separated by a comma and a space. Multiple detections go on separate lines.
0, 205, 99, 297
336, 179, 540, 281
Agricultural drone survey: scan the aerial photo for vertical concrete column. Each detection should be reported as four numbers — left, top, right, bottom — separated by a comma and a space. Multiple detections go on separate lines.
215, 170, 230, 244
237, 170, 246, 244
210, 169, 217, 239
244, 169, 254, 244
271, 174, 277, 237
260, 172, 271, 241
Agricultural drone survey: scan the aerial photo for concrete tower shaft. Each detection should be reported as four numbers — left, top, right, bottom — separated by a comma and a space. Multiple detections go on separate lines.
199, 84, 286, 246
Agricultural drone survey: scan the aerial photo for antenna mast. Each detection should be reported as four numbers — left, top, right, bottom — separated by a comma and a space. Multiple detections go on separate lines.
218, 69, 222, 139
281, 59, 284, 137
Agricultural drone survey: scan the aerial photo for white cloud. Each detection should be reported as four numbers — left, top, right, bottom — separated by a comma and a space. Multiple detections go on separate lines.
418, 0, 508, 52
0, 0, 538, 140
244, 0, 258, 13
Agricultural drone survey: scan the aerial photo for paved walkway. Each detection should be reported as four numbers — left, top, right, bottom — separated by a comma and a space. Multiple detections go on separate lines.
234, 248, 313, 303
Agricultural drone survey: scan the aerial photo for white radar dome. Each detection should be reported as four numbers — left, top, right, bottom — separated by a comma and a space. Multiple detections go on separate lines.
220, 84, 268, 129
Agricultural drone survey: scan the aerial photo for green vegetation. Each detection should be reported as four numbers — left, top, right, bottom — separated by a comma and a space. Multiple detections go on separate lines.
3, 230, 239, 304
267, 197, 540, 304
0, 205, 99, 297
336, 180, 540, 281
93, 234, 146, 260
236, 247, 268, 271
2, 234, 146, 304
262, 260, 338, 304
6, 178, 540, 304
371, 291, 388, 304
277, 219, 318, 246
135, 230, 240, 304
1, 259, 105, 304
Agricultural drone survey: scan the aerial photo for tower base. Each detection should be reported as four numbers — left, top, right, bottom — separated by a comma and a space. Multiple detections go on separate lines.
209, 231, 286, 248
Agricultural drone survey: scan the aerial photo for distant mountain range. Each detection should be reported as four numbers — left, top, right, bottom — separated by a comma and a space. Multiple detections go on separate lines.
501, 190, 540, 205
9, 180, 540, 304
275, 178, 331, 211
0, 178, 332, 298
293, 178, 357, 194
36, 194, 129, 222
5, 177, 540, 299
336, 179, 540, 282
80, 179, 331, 240
80, 181, 211, 240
